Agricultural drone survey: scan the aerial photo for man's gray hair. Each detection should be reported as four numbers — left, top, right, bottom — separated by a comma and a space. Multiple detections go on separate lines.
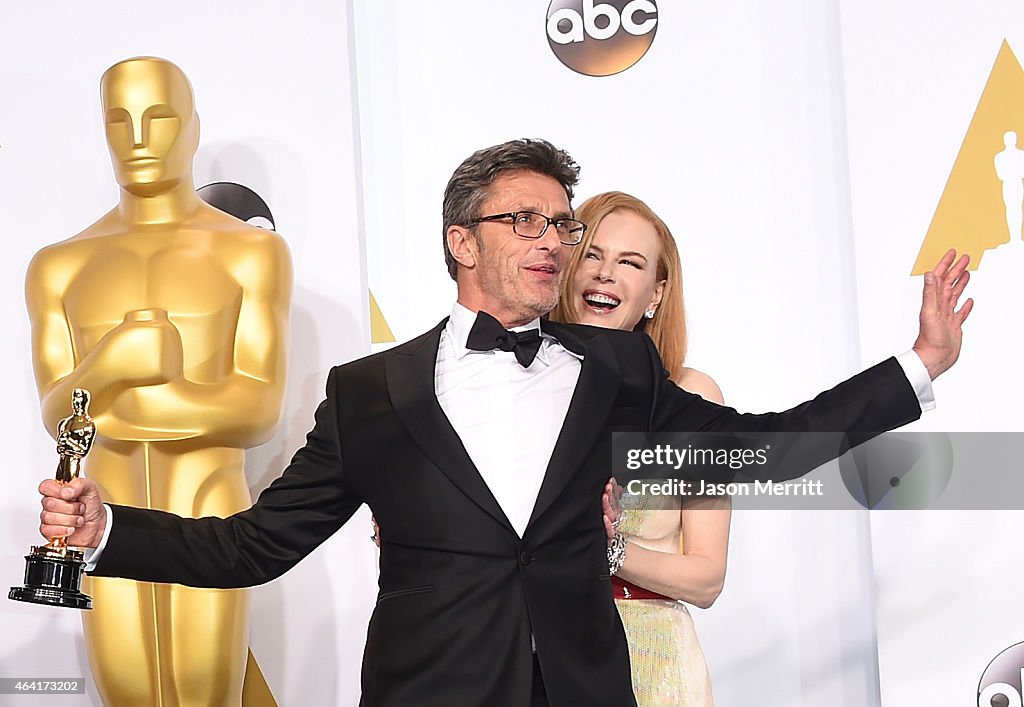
442, 138, 581, 280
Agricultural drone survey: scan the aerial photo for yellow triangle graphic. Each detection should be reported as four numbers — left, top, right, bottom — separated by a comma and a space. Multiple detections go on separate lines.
370, 290, 396, 343
242, 648, 278, 707
913, 40, 1024, 274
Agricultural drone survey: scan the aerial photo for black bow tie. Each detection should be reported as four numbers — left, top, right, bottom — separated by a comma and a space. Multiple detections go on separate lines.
465, 311, 544, 368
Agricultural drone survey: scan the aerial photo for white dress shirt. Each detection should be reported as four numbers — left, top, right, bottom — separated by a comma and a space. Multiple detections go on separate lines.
436, 302, 583, 537
83, 307, 934, 567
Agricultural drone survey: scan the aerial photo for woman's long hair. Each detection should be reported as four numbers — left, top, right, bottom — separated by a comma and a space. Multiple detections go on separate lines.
550, 191, 688, 382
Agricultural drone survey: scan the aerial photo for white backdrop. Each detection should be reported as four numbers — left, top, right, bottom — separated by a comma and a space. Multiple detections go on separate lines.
0, 1, 1015, 706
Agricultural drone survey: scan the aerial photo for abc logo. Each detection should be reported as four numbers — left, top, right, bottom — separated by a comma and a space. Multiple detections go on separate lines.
979, 642, 1024, 707
546, 0, 658, 77
197, 182, 276, 231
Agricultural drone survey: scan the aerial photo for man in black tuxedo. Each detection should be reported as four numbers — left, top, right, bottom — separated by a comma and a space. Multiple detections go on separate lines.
39, 139, 972, 706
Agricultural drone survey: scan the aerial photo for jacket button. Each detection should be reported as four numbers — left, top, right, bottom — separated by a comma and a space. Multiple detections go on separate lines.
518, 551, 532, 566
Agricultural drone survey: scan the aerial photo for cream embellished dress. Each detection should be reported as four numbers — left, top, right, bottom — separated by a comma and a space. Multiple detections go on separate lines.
614, 496, 715, 707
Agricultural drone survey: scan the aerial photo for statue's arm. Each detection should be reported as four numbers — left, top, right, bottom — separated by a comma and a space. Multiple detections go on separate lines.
102, 234, 293, 447
27, 251, 180, 436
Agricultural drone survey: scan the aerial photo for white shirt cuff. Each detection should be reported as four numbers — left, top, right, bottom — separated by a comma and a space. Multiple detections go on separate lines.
895, 350, 935, 412
82, 504, 113, 572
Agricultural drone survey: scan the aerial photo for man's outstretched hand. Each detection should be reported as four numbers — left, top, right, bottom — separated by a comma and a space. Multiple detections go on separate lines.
913, 249, 974, 380
38, 477, 106, 548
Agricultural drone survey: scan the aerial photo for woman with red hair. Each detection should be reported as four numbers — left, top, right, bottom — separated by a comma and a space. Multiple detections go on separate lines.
550, 191, 730, 706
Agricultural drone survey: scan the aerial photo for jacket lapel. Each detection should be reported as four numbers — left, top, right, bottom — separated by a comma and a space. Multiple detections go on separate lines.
385, 319, 515, 534
527, 321, 621, 529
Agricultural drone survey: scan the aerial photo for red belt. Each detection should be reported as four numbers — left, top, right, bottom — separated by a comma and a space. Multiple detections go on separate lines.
611, 576, 672, 601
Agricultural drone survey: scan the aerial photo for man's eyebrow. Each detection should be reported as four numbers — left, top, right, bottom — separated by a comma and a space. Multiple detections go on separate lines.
515, 204, 572, 219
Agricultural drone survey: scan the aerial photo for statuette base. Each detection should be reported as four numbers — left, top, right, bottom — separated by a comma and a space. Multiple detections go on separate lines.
9, 547, 93, 610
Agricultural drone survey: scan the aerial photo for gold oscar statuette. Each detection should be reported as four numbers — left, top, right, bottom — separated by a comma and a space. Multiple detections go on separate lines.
10, 388, 96, 609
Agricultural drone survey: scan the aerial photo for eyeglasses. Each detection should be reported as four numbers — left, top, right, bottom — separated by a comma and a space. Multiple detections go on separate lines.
467, 211, 587, 245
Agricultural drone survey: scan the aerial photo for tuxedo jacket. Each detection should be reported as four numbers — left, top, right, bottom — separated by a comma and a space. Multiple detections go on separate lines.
94, 319, 922, 706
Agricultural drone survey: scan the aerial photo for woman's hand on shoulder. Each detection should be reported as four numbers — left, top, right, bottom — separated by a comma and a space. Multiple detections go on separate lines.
602, 477, 623, 543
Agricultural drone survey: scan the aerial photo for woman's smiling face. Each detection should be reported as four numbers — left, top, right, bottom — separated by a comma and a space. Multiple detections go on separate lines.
570, 209, 665, 331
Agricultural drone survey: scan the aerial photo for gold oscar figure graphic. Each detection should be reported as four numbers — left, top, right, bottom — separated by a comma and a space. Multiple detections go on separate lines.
10, 388, 97, 610
24, 57, 291, 706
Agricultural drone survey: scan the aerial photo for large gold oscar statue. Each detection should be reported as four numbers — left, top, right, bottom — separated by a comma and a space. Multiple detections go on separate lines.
25, 57, 291, 706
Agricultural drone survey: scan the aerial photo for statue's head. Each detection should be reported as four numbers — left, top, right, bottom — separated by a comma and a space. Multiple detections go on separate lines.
101, 57, 200, 196
71, 388, 91, 415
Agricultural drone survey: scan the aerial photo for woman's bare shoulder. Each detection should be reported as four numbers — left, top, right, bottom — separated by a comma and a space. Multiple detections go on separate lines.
677, 367, 724, 404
